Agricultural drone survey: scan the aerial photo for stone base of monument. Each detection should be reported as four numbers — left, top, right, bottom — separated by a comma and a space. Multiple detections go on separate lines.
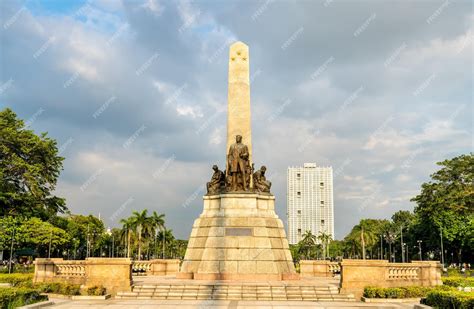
178, 193, 298, 281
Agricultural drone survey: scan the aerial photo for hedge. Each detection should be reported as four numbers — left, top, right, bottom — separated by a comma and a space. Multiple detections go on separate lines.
0, 274, 33, 287
0, 287, 47, 309
363, 285, 453, 299
86, 285, 106, 296
423, 290, 474, 309
442, 277, 474, 288
34, 282, 80, 295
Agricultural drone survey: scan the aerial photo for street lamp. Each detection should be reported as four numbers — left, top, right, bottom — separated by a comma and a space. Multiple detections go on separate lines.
107, 228, 114, 258
417, 240, 423, 261
380, 235, 383, 260
400, 226, 405, 263
385, 232, 396, 262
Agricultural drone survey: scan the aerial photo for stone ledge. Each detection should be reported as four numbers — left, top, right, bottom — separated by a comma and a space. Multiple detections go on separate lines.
362, 297, 421, 303
17, 301, 54, 309
71, 294, 111, 300
204, 193, 275, 200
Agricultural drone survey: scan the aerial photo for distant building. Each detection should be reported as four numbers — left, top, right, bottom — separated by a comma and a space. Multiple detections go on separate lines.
287, 163, 334, 244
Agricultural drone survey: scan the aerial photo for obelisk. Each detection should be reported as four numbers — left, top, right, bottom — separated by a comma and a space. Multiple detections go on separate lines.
227, 42, 252, 165
178, 42, 297, 281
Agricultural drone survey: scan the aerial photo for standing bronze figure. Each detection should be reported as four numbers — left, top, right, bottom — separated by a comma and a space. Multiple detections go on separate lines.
226, 135, 249, 191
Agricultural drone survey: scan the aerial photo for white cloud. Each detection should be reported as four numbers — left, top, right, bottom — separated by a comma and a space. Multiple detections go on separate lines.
139, 0, 164, 16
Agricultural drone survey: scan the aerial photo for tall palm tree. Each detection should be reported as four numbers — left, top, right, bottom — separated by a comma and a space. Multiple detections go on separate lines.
129, 210, 153, 260
299, 230, 317, 259
119, 218, 133, 258
149, 211, 165, 258
318, 232, 332, 259
351, 220, 379, 259
158, 228, 174, 259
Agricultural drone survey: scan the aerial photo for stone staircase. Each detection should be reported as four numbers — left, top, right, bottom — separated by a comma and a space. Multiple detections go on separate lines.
115, 283, 355, 301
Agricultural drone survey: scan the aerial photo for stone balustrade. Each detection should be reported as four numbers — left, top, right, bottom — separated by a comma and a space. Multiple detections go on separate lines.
132, 261, 152, 275
132, 259, 180, 276
339, 259, 442, 299
300, 260, 340, 277
34, 258, 132, 294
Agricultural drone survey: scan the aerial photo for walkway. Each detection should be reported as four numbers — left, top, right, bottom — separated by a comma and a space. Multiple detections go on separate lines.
48, 298, 421, 308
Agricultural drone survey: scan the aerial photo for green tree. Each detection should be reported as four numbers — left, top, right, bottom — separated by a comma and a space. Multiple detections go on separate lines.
0, 108, 66, 218
149, 211, 165, 258
129, 210, 154, 260
20, 218, 70, 257
346, 219, 389, 259
66, 215, 104, 258
120, 217, 134, 258
411, 153, 473, 263
328, 240, 345, 259
298, 230, 317, 259
317, 232, 332, 259
157, 228, 174, 259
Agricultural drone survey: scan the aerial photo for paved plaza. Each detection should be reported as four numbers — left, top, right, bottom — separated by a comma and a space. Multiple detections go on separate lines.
47, 298, 421, 308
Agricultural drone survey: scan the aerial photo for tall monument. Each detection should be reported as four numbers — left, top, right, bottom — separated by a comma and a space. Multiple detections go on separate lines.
227, 42, 252, 165
178, 42, 297, 281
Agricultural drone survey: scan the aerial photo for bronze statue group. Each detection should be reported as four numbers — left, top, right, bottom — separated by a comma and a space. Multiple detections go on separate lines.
206, 135, 271, 195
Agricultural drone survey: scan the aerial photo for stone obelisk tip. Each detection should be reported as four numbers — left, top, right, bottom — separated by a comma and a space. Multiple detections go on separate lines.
227, 41, 252, 165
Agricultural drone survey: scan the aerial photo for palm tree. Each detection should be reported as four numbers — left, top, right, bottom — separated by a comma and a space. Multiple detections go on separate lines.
158, 228, 174, 259
299, 230, 317, 259
318, 232, 332, 259
351, 220, 379, 259
129, 210, 153, 260
119, 218, 133, 258
149, 211, 165, 259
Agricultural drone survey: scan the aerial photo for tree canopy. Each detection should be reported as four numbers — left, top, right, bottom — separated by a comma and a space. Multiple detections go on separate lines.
0, 108, 66, 218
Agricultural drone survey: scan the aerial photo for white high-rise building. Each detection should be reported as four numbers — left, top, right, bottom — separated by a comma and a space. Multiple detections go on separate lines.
287, 163, 334, 245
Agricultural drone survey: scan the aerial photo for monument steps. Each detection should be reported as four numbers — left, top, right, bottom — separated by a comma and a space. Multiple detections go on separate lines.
115, 283, 355, 301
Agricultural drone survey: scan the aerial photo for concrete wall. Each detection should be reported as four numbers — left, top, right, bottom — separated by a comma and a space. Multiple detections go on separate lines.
34, 258, 132, 295
339, 259, 442, 299
149, 259, 180, 275
300, 260, 340, 277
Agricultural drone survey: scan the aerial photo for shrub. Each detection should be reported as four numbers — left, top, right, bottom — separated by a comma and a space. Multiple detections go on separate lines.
442, 277, 474, 288
0, 287, 47, 309
86, 285, 106, 296
0, 274, 33, 287
363, 286, 455, 299
34, 282, 80, 295
446, 268, 473, 277
423, 290, 474, 309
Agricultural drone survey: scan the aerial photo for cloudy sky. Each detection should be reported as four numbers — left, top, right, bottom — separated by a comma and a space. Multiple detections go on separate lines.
1, 0, 472, 239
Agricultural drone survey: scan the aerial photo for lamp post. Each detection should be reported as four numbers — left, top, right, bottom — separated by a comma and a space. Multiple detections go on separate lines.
405, 243, 409, 262
8, 224, 16, 274
417, 240, 423, 261
385, 232, 396, 262
400, 226, 404, 263
380, 235, 383, 260
440, 227, 445, 267
107, 228, 114, 258
48, 227, 53, 259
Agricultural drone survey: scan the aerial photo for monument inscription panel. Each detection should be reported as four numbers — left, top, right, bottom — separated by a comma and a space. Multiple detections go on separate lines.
225, 228, 253, 236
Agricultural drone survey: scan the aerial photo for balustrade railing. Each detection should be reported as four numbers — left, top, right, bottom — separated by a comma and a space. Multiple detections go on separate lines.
328, 262, 341, 274
55, 263, 86, 277
387, 265, 419, 280
132, 261, 152, 275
